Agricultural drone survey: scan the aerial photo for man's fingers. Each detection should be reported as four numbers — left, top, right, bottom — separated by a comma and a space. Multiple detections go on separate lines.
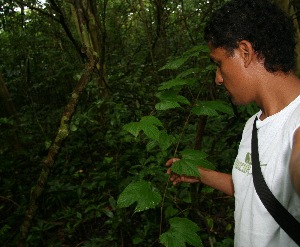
166, 167, 172, 174
166, 158, 180, 167
166, 157, 182, 185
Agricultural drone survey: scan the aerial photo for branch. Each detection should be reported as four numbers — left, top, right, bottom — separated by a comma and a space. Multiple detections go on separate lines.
49, 0, 85, 61
14, 0, 60, 21
17, 49, 97, 247
15, 0, 85, 61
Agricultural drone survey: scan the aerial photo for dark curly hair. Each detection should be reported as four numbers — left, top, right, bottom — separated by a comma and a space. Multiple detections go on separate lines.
204, 0, 297, 73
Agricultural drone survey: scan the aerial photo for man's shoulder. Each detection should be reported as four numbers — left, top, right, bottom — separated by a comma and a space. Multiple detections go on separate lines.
243, 113, 259, 129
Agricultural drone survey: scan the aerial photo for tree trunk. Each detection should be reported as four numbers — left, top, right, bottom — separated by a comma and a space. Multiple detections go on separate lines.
18, 50, 97, 247
69, 0, 109, 98
17, 1, 101, 242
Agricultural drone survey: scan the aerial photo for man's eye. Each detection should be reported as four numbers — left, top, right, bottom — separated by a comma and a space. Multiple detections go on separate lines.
210, 58, 220, 68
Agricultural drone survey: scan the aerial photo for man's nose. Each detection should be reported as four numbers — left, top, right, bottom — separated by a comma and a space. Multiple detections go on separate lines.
215, 68, 223, 86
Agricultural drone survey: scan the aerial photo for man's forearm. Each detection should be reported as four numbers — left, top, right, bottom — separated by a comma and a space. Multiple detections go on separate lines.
198, 167, 234, 196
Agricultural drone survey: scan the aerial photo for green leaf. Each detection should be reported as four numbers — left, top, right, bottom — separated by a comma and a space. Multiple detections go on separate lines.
201, 100, 234, 115
159, 57, 189, 71
156, 91, 190, 104
155, 91, 190, 110
191, 106, 218, 117
160, 217, 203, 247
123, 122, 142, 137
132, 237, 143, 244
155, 101, 181, 110
0, 224, 11, 236
146, 140, 157, 152
165, 206, 179, 219
117, 180, 162, 213
171, 150, 215, 177
183, 44, 209, 54
0, 117, 14, 126
140, 116, 163, 141
140, 116, 163, 127
180, 149, 208, 159
158, 131, 174, 151
177, 68, 201, 78
171, 159, 201, 177
123, 116, 163, 140
192, 100, 233, 117
158, 78, 196, 90
143, 124, 160, 141
70, 124, 78, 132
159, 45, 209, 72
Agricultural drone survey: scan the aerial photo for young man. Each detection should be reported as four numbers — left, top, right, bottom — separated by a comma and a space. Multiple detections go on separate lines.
166, 0, 300, 246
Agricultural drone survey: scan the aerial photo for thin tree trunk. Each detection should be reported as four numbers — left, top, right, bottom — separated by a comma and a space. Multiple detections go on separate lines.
17, 50, 96, 247
69, 0, 109, 97
69, 0, 109, 125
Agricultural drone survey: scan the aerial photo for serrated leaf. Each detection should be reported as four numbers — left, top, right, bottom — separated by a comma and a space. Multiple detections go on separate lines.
156, 101, 181, 110
117, 180, 162, 213
170, 150, 215, 177
140, 116, 163, 127
201, 100, 233, 115
175, 95, 190, 105
156, 91, 190, 104
158, 131, 174, 151
180, 149, 208, 160
191, 106, 218, 116
183, 44, 209, 54
124, 116, 163, 141
159, 57, 190, 71
177, 68, 201, 78
160, 217, 203, 247
180, 149, 215, 170
142, 124, 160, 141
171, 159, 201, 177
158, 78, 196, 90
156, 91, 190, 110
123, 122, 142, 137
165, 206, 179, 219
146, 140, 157, 152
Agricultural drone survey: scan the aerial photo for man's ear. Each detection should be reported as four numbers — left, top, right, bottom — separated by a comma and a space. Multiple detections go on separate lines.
238, 40, 255, 68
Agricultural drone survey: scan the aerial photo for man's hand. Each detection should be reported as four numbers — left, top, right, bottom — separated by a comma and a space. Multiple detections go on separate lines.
166, 158, 234, 196
166, 158, 201, 185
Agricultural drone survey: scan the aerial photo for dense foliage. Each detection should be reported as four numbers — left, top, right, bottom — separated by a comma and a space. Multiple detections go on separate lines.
1, 0, 295, 246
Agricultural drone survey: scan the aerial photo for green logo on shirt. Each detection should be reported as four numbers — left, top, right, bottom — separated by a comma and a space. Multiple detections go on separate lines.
234, 152, 266, 175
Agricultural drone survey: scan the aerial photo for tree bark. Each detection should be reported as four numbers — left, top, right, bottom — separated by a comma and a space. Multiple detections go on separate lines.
69, 0, 109, 97
16, 1, 104, 242
18, 49, 96, 247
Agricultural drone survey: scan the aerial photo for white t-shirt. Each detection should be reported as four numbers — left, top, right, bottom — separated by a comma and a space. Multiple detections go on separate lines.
233, 95, 300, 247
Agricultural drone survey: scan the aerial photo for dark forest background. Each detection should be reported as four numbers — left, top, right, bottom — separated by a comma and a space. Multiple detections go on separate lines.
0, 0, 299, 246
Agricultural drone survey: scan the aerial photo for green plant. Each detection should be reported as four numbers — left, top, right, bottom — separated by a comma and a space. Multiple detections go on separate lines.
117, 44, 236, 247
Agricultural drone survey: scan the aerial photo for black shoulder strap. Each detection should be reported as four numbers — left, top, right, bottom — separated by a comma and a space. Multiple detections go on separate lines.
251, 116, 300, 245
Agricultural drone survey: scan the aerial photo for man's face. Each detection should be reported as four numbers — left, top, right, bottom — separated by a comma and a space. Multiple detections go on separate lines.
208, 43, 254, 105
